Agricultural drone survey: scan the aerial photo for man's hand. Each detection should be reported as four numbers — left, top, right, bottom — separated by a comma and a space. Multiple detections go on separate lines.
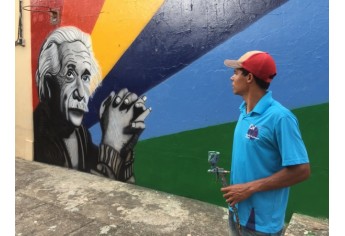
221, 183, 254, 207
221, 164, 311, 207
99, 88, 151, 154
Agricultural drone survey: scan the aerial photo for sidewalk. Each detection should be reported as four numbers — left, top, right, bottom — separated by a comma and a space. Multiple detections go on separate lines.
15, 157, 229, 236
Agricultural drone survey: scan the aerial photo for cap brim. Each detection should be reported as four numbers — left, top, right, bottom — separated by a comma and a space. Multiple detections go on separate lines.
224, 59, 242, 68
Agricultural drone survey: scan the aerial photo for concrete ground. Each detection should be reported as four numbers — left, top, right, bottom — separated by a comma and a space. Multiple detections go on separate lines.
15, 157, 230, 236
15, 157, 329, 236
284, 213, 329, 236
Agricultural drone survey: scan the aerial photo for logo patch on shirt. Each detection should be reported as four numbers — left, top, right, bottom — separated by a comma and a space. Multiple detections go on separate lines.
246, 124, 259, 140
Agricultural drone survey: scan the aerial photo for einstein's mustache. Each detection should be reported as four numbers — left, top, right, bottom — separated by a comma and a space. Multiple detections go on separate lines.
68, 100, 89, 112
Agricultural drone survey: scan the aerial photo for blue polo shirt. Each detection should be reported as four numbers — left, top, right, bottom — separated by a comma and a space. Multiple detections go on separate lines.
230, 91, 309, 233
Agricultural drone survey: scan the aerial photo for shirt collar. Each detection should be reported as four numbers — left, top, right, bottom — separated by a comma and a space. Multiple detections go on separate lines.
239, 91, 274, 115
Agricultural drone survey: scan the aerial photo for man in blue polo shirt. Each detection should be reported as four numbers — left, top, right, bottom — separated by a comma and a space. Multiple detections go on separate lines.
221, 51, 310, 236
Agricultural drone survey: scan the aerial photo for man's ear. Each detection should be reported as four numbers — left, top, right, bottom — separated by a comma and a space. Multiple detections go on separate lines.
43, 74, 52, 100
247, 73, 254, 83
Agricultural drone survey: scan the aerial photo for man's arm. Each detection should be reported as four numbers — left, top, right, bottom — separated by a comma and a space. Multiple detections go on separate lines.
221, 163, 310, 207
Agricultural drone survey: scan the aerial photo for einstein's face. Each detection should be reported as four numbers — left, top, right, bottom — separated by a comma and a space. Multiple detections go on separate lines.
55, 41, 92, 127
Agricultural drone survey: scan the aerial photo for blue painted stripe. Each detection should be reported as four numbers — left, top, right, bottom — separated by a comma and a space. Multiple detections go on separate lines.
139, 0, 329, 140
84, 0, 287, 128
89, 0, 328, 143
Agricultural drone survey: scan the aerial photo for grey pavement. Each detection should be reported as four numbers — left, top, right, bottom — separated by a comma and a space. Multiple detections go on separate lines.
15, 157, 230, 236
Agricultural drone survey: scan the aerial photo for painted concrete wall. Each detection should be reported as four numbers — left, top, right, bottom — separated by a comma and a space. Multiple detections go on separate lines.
18, 0, 329, 155
15, 0, 329, 220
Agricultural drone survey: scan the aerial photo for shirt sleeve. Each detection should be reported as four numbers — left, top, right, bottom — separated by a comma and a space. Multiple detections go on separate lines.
275, 115, 309, 166
95, 144, 135, 182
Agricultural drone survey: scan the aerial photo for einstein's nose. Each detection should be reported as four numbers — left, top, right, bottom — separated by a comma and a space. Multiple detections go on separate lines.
73, 88, 84, 101
73, 78, 85, 101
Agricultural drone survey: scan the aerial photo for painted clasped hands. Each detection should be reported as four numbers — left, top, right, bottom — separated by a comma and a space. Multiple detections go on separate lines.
100, 88, 151, 154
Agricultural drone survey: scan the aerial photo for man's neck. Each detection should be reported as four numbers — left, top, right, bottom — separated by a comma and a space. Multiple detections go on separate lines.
243, 89, 266, 113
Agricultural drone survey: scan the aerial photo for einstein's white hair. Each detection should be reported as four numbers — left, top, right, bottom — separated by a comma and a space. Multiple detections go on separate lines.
35, 26, 102, 101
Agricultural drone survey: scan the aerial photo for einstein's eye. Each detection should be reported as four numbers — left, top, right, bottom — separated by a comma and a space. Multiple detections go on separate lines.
82, 74, 90, 83
66, 69, 75, 81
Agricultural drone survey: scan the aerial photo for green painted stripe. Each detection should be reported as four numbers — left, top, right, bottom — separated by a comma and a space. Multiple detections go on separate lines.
134, 103, 329, 221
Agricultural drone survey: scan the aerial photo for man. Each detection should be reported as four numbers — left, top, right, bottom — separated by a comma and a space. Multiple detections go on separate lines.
34, 26, 151, 183
220, 51, 310, 235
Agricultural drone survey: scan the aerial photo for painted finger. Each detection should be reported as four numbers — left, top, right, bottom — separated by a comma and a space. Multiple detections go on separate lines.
134, 101, 147, 111
100, 91, 116, 119
123, 92, 138, 106
133, 107, 152, 122
135, 95, 147, 104
112, 88, 129, 107
131, 121, 146, 130
118, 88, 129, 97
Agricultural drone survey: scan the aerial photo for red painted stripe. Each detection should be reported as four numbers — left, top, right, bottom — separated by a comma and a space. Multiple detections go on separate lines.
60, 0, 105, 34
30, 0, 64, 109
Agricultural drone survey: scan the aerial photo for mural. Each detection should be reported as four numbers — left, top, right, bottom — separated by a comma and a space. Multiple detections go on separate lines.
33, 26, 151, 183
30, 0, 289, 182
28, 0, 329, 221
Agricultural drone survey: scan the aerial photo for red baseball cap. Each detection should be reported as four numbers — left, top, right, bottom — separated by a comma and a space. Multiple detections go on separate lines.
224, 51, 277, 83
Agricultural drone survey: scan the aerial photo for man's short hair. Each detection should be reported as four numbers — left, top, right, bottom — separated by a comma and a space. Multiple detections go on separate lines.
239, 68, 270, 90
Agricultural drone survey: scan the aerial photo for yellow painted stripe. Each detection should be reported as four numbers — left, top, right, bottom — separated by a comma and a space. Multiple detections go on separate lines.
91, 0, 164, 79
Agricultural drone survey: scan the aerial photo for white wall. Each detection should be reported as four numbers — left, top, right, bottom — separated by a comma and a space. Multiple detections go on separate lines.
15, 0, 33, 160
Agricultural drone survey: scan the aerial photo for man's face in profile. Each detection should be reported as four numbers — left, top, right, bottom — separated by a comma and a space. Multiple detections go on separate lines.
54, 41, 92, 127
